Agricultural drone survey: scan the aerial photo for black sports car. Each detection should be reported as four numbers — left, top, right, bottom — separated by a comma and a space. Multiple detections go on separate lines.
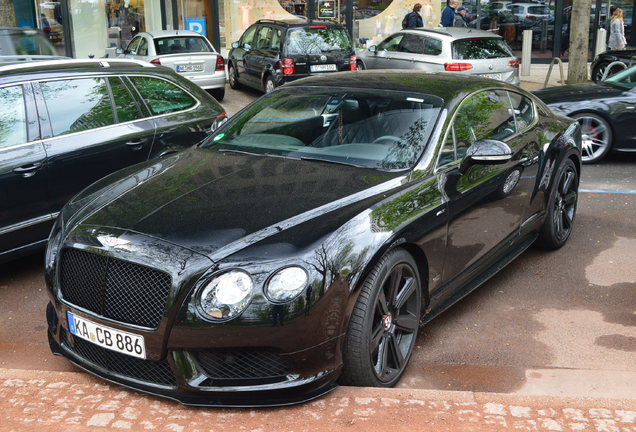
590, 49, 636, 82
534, 65, 636, 163
46, 71, 582, 407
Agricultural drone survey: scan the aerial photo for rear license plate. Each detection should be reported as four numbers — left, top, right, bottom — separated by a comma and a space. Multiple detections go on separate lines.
67, 311, 146, 359
481, 73, 503, 80
310, 64, 337, 72
176, 64, 203, 72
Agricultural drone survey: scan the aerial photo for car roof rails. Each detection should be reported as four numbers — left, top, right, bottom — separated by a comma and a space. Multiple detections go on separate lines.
0, 58, 155, 74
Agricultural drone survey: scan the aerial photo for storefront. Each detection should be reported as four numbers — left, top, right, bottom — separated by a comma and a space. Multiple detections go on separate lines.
10, 0, 636, 62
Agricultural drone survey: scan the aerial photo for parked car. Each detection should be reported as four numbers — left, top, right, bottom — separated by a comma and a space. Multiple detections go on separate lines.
535, 65, 636, 163
0, 58, 225, 263
227, 18, 356, 93
590, 49, 636, 82
118, 30, 226, 101
0, 26, 67, 64
46, 70, 581, 407
504, 2, 552, 21
357, 27, 520, 86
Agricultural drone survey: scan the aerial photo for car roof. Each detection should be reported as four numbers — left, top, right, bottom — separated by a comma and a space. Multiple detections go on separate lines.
141, 30, 205, 38
405, 27, 503, 39
284, 70, 517, 103
0, 58, 157, 81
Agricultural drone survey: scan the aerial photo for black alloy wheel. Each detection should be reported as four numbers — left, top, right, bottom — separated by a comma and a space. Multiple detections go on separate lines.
537, 159, 579, 249
591, 61, 625, 82
341, 248, 422, 387
228, 64, 241, 89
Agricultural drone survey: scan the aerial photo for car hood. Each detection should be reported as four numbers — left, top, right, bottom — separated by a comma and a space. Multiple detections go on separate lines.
533, 82, 623, 104
74, 148, 406, 261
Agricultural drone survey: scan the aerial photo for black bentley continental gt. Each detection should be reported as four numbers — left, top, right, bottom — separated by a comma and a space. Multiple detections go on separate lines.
46, 71, 582, 407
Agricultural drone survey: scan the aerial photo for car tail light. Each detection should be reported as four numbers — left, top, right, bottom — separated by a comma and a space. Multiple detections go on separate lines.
349, 54, 357, 71
281, 58, 295, 75
444, 62, 473, 71
509, 58, 520, 68
150, 58, 161, 65
215, 55, 225, 71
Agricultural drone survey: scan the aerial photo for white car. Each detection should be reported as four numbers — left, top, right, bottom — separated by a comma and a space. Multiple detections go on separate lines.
118, 30, 226, 101
504, 3, 552, 21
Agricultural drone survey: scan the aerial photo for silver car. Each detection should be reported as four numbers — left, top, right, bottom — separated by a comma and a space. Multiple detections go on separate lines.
118, 30, 226, 101
357, 27, 520, 86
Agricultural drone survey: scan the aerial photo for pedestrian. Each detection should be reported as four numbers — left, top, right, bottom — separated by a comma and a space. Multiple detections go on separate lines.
608, 7, 627, 50
403, 3, 424, 29
441, 0, 458, 27
453, 6, 468, 27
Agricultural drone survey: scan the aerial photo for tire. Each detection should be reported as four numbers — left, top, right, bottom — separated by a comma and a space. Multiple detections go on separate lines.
264, 76, 276, 93
571, 113, 612, 163
209, 87, 225, 102
340, 248, 422, 387
536, 159, 579, 250
356, 60, 365, 71
591, 61, 624, 82
228, 64, 241, 90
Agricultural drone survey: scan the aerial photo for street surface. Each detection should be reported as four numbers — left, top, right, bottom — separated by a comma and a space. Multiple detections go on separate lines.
1, 85, 635, 430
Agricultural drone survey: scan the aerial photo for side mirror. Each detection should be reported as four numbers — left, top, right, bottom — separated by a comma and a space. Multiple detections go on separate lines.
115, 48, 124, 55
369, 45, 377, 53
231, 41, 239, 49
459, 139, 512, 174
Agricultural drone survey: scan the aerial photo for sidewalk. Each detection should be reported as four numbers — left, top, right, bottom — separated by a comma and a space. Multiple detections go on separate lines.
519, 62, 574, 91
2, 368, 634, 432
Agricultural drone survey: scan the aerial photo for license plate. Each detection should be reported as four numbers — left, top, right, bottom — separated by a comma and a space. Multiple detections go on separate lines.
67, 311, 146, 359
176, 64, 203, 72
310, 64, 337, 72
481, 73, 503, 80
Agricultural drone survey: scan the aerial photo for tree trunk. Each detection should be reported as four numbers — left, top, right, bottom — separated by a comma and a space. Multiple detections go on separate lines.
0, 0, 16, 27
567, 0, 592, 83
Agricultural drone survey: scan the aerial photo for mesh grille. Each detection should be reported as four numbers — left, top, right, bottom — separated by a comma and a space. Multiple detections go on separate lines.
62, 329, 176, 387
194, 350, 291, 384
59, 248, 171, 328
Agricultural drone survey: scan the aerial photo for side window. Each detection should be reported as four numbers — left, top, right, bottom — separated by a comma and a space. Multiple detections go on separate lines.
399, 34, 425, 54
40, 78, 115, 136
108, 77, 143, 123
377, 34, 403, 52
271, 28, 282, 51
127, 37, 141, 54
255, 26, 273, 50
129, 77, 196, 115
137, 37, 149, 56
507, 91, 535, 133
240, 25, 258, 49
420, 36, 442, 56
0, 85, 28, 149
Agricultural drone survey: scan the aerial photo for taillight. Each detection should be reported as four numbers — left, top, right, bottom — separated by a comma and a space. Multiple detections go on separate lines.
444, 62, 473, 71
215, 55, 225, 71
509, 58, 520, 68
349, 54, 357, 71
150, 58, 161, 65
281, 58, 295, 75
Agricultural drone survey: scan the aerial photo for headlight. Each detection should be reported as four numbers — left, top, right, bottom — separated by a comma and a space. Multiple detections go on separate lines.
197, 271, 253, 321
265, 266, 308, 303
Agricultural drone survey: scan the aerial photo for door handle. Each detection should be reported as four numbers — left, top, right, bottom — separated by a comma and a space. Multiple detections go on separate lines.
13, 162, 43, 178
126, 138, 147, 151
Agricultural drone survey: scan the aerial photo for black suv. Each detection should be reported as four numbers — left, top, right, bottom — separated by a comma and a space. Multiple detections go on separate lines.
0, 59, 225, 262
228, 19, 356, 93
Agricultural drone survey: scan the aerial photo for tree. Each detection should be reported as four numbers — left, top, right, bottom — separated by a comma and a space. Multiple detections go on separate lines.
0, 0, 15, 26
566, 0, 592, 83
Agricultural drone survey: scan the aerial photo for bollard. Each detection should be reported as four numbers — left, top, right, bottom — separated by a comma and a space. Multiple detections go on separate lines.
521, 29, 532, 76
595, 28, 607, 56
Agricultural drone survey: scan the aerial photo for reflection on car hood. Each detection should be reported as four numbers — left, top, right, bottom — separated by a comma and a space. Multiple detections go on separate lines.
533, 82, 623, 104
77, 148, 405, 261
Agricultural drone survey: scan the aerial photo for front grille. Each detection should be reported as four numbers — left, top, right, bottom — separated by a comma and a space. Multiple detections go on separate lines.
59, 248, 171, 328
194, 350, 291, 385
62, 329, 176, 387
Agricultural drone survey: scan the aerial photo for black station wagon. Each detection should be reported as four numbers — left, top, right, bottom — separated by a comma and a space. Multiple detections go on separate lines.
0, 59, 225, 262
228, 19, 356, 93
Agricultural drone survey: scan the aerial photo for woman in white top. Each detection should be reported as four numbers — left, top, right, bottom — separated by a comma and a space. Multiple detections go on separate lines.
608, 8, 627, 50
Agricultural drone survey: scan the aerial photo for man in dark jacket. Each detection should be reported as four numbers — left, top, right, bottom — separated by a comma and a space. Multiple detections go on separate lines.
404, 3, 424, 28
453, 6, 469, 27
441, 0, 458, 27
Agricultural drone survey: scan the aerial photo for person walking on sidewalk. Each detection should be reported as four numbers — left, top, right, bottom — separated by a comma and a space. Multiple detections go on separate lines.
453, 6, 469, 27
608, 7, 627, 50
441, 0, 458, 27
403, 3, 424, 29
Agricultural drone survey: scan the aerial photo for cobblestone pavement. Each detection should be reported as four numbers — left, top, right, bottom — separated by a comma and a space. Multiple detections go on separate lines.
2, 369, 634, 432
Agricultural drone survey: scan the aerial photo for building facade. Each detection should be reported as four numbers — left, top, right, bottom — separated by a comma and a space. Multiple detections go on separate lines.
8, 0, 636, 62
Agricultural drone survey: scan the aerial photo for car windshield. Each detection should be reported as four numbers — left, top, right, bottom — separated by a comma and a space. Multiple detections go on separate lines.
285, 26, 351, 55
604, 65, 636, 89
154, 36, 213, 54
203, 87, 442, 171
7, 31, 57, 56
452, 38, 513, 60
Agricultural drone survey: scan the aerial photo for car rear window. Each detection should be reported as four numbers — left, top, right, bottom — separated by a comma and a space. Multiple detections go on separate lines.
285, 26, 352, 55
154, 36, 213, 55
452, 38, 513, 60
528, 6, 551, 15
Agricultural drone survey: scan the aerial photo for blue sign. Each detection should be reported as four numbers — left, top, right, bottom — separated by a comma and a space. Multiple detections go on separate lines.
185, 17, 206, 35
